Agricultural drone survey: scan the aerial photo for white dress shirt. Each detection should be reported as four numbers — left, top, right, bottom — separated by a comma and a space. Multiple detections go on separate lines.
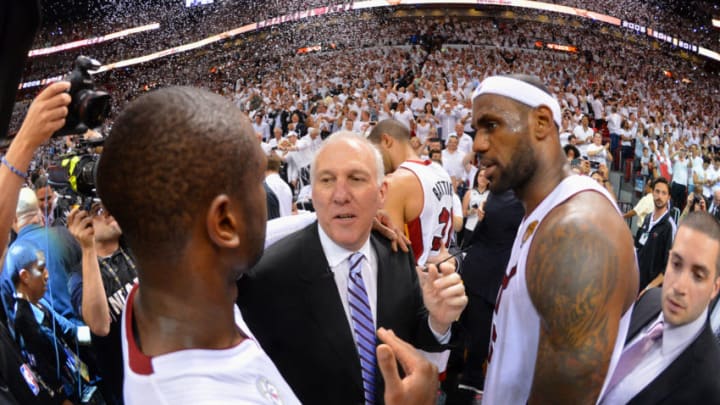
601, 310, 707, 404
317, 225, 450, 344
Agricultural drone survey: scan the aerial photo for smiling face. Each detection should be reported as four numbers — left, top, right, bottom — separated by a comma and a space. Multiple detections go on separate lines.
312, 136, 386, 251
472, 94, 537, 194
662, 226, 720, 326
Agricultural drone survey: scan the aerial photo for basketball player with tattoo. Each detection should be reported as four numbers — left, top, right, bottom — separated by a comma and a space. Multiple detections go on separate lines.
472, 75, 638, 404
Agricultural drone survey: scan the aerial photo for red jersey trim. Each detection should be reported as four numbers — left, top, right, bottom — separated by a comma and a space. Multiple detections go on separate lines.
125, 284, 154, 375
406, 216, 423, 264
405, 159, 432, 166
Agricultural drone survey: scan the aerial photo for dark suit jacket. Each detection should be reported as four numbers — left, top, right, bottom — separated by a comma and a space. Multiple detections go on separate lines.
461, 190, 524, 304
236, 222, 450, 405
634, 212, 674, 291
625, 288, 720, 404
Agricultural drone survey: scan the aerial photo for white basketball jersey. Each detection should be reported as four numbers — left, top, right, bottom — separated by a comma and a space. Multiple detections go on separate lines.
482, 175, 633, 405
122, 285, 300, 405
399, 160, 454, 265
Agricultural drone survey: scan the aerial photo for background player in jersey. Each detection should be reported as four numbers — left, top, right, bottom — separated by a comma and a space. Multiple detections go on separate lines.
368, 119, 455, 265
472, 74, 638, 403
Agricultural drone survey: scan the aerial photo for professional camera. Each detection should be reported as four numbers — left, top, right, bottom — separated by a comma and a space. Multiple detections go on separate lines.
47, 136, 104, 211
54, 56, 111, 137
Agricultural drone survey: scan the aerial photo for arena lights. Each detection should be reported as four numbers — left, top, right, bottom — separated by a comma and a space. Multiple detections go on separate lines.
713, 19, 719, 29
28, 23, 160, 57
546, 43, 577, 53
17, 1, 720, 89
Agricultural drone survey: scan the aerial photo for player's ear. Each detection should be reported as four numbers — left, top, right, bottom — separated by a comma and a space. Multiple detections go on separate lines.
533, 106, 554, 140
381, 133, 394, 148
206, 194, 240, 248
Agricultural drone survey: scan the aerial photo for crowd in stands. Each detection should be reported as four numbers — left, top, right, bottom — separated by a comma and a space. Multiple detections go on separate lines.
4, 3, 720, 404
548, 0, 719, 48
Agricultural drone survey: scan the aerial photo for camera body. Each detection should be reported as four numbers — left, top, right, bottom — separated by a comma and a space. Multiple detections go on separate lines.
54, 56, 111, 137
47, 137, 104, 211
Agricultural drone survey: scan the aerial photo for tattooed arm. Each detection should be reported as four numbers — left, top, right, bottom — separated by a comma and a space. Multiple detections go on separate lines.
525, 192, 638, 404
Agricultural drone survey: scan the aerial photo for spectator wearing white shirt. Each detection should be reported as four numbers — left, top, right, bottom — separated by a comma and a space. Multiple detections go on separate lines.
436, 103, 461, 143
670, 148, 691, 211
619, 119, 635, 163
442, 136, 465, 184
452, 123, 473, 156
392, 101, 415, 130
409, 89, 430, 116
265, 154, 293, 217
587, 133, 613, 169
606, 106, 623, 164
252, 113, 271, 141
573, 115, 595, 158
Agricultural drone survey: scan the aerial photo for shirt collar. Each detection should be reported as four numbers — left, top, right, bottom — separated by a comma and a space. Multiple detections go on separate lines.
317, 224, 372, 268
659, 307, 708, 355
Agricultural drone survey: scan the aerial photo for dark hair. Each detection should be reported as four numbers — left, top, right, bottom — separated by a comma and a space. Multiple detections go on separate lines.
96, 86, 260, 260
367, 118, 411, 144
563, 144, 581, 159
680, 211, 720, 277
651, 176, 670, 192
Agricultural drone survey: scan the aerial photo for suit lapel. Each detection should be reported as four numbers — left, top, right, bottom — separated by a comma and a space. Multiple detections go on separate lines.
627, 288, 663, 343
298, 223, 363, 391
374, 235, 392, 327
630, 324, 712, 403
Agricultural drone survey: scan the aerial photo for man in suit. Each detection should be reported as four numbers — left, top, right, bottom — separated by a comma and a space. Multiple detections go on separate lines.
237, 131, 468, 405
445, 190, 524, 404
601, 211, 720, 404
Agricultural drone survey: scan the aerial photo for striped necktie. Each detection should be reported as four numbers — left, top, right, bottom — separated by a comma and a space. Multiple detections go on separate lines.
347, 252, 376, 405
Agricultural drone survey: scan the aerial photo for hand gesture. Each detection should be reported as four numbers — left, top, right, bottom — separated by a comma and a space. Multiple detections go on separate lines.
377, 328, 438, 405
16, 81, 71, 149
477, 202, 486, 222
417, 253, 467, 334
373, 210, 410, 253
67, 207, 95, 249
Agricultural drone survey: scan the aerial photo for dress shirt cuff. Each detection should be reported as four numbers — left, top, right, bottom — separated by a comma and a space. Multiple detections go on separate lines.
428, 317, 452, 344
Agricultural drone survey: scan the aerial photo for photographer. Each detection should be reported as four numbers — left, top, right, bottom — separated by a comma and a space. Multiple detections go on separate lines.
67, 204, 137, 405
680, 191, 707, 222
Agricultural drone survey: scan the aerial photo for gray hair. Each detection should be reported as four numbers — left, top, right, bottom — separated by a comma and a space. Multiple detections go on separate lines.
311, 130, 385, 187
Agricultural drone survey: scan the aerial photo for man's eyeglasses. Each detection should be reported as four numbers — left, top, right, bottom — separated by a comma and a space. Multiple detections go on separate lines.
90, 204, 106, 217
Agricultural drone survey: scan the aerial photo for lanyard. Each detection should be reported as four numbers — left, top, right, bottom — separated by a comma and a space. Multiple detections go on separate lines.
99, 248, 136, 290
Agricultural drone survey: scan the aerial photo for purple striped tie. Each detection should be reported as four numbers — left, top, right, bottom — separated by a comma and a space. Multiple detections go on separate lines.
348, 252, 376, 405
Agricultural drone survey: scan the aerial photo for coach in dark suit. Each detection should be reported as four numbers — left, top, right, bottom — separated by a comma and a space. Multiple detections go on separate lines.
237, 131, 467, 405
601, 211, 720, 404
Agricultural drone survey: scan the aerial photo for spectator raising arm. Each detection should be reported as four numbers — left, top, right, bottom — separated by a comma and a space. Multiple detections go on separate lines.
0, 81, 70, 255
67, 207, 111, 336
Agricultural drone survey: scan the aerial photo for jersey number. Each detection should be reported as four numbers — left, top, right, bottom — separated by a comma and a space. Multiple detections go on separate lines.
431, 207, 451, 251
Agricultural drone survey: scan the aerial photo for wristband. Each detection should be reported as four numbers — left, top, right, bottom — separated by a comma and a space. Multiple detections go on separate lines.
1, 156, 28, 180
